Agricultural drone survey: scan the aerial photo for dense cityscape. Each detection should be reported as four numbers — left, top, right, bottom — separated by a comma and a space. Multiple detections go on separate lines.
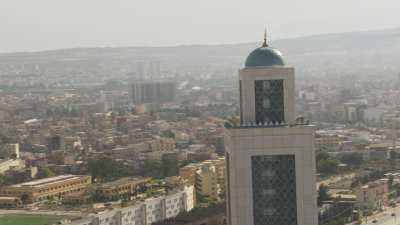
1, 20, 400, 225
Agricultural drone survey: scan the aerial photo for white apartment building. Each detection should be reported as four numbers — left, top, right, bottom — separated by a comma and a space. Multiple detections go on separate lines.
0, 159, 25, 174
69, 185, 194, 225
120, 204, 146, 225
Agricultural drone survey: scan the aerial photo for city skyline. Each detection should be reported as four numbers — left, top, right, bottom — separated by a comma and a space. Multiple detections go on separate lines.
0, 2, 400, 225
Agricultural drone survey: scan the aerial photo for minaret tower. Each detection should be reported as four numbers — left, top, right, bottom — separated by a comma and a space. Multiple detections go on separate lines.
224, 32, 318, 225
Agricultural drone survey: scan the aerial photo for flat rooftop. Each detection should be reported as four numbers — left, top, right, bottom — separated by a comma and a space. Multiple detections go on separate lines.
0, 159, 15, 163
10, 174, 89, 188
99, 177, 150, 188
0, 196, 20, 200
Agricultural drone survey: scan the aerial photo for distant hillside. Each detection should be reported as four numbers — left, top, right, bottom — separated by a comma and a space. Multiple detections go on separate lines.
1, 27, 400, 76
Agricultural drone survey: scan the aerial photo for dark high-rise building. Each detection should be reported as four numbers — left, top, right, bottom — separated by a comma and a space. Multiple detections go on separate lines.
149, 61, 161, 78
47, 135, 63, 151
136, 61, 145, 80
131, 81, 176, 105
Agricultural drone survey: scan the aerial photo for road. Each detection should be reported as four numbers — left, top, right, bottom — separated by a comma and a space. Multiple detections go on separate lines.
0, 209, 82, 216
363, 206, 400, 225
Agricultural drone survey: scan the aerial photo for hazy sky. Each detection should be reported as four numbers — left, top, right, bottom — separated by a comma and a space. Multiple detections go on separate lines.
1, 0, 400, 52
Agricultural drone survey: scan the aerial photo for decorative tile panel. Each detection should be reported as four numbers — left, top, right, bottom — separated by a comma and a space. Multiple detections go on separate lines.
252, 155, 297, 225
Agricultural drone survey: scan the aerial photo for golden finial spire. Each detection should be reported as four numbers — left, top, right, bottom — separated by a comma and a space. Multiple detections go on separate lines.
262, 28, 268, 47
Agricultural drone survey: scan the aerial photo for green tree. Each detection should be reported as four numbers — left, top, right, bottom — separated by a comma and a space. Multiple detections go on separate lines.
316, 150, 339, 175
162, 158, 179, 177
143, 160, 163, 178
87, 157, 120, 179
316, 150, 330, 161
389, 175, 394, 188
87, 157, 136, 180
161, 130, 175, 139
318, 184, 330, 206
92, 192, 107, 202
339, 153, 363, 167
318, 158, 339, 174
20, 193, 30, 204
393, 183, 400, 197
1, 171, 30, 185
37, 167, 56, 178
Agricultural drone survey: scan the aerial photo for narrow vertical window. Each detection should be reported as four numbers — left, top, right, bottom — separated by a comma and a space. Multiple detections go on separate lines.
255, 80, 284, 124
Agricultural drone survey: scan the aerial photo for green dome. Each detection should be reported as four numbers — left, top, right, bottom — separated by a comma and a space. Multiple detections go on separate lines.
245, 46, 285, 67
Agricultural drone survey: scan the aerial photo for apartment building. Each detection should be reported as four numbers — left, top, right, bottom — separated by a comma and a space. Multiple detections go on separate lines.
354, 179, 389, 209
206, 159, 225, 194
68, 185, 195, 225
148, 137, 176, 152
179, 158, 225, 199
195, 164, 219, 199
120, 203, 146, 225
0, 159, 25, 174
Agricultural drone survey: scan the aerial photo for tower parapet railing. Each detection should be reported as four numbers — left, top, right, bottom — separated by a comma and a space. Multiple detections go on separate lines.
224, 120, 311, 129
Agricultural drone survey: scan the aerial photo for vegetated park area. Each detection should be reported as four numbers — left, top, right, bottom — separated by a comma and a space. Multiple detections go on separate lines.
0, 214, 62, 225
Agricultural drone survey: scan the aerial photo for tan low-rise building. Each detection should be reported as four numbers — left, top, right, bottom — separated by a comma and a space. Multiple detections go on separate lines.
148, 137, 176, 152
0, 197, 22, 208
315, 134, 341, 150
62, 192, 92, 205
205, 159, 225, 194
0, 174, 91, 203
179, 158, 225, 199
195, 164, 219, 199
96, 176, 151, 201
354, 179, 389, 210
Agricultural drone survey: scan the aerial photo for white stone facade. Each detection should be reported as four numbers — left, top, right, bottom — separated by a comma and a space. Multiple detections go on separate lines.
225, 126, 318, 225
239, 66, 295, 125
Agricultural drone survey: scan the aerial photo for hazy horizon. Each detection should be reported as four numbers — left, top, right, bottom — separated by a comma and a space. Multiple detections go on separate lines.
2, 0, 400, 53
